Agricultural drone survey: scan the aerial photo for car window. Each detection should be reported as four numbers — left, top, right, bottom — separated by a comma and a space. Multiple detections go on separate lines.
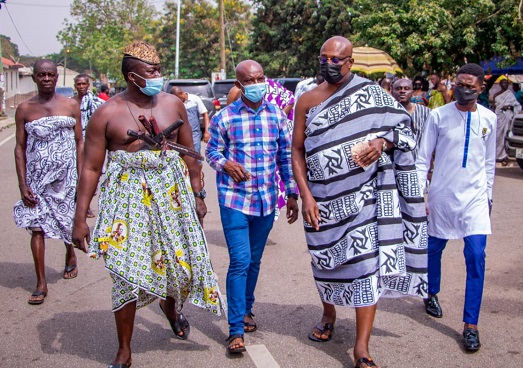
213, 81, 236, 97
55, 87, 75, 98
165, 82, 214, 98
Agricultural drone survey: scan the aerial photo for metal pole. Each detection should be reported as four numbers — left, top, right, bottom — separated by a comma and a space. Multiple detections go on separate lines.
0, 11, 6, 115
63, 48, 67, 86
219, 0, 225, 73
175, 0, 181, 79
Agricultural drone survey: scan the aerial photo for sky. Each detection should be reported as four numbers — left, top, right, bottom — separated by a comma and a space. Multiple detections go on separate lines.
0, 0, 168, 57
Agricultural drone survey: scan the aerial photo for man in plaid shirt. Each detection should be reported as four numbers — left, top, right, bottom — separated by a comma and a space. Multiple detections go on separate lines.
206, 60, 299, 354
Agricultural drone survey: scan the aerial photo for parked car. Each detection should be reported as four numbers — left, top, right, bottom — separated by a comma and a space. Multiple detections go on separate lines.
275, 78, 302, 94
507, 112, 523, 169
55, 86, 75, 98
163, 79, 219, 131
212, 79, 236, 109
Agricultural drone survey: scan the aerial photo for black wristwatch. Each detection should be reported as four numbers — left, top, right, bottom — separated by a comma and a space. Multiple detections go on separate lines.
287, 193, 298, 200
194, 189, 207, 199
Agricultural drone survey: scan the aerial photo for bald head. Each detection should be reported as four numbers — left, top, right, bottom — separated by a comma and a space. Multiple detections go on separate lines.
235, 60, 264, 81
320, 36, 353, 57
170, 86, 187, 102
34, 59, 57, 74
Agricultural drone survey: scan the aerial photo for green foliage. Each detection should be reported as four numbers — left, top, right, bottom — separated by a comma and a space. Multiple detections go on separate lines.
57, 0, 157, 84
351, 0, 523, 76
249, 0, 355, 77
1, 34, 20, 59
155, 0, 251, 79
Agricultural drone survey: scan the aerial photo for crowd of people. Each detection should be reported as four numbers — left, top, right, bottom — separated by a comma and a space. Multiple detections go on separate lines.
12, 37, 500, 368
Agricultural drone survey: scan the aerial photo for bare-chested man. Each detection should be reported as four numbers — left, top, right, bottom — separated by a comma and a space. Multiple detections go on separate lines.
14, 59, 83, 305
72, 41, 223, 368
72, 73, 104, 218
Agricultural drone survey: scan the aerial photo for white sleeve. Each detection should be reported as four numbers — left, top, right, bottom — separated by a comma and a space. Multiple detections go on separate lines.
195, 95, 208, 114
485, 116, 497, 200
415, 111, 438, 193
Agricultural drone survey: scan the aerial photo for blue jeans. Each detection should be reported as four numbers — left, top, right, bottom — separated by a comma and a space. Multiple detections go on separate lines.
219, 206, 275, 336
428, 235, 487, 325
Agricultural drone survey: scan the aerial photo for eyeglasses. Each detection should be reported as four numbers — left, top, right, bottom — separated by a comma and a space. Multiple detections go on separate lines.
318, 56, 351, 65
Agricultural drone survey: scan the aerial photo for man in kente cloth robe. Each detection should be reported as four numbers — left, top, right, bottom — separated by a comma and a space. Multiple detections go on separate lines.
14, 59, 83, 305
292, 36, 427, 368
493, 76, 521, 165
72, 41, 224, 368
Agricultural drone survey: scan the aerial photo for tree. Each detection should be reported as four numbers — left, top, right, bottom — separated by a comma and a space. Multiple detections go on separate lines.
249, 0, 355, 77
350, 0, 523, 76
58, 0, 157, 83
155, 0, 251, 79
1, 35, 20, 60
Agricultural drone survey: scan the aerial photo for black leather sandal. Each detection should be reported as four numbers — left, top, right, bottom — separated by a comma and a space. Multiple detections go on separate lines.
355, 357, 378, 368
244, 312, 257, 333
226, 334, 246, 354
308, 322, 334, 342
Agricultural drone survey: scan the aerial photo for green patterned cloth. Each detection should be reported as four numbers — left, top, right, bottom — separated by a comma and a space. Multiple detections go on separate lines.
88, 150, 224, 315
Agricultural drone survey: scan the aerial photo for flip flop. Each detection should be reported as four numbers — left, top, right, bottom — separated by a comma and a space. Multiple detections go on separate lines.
63, 264, 78, 279
308, 322, 334, 342
28, 291, 47, 305
355, 357, 379, 368
108, 363, 131, 368
159, 303, 190, 340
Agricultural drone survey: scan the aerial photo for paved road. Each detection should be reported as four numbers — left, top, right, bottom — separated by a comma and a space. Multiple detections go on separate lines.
0, 115, 522, 368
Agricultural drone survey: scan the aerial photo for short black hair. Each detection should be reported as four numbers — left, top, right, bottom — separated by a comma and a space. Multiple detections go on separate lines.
457, 63, 485, 84
74, 73, 90, 83
33, 59, 56, 73
101, 84, 109, 93
121, 57, 141, 81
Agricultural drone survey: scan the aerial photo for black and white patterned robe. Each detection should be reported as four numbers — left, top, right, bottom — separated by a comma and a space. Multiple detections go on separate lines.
13, 116, 77, 243
303, 75, 428, 307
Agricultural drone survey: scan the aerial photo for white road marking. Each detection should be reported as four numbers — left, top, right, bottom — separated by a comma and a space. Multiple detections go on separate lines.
0, 134, 15, 147
246, 344, 280, 368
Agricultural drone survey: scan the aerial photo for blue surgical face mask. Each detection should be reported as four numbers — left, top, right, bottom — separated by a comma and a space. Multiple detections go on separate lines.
131, 72, 164, 96
239, 82, 266, 103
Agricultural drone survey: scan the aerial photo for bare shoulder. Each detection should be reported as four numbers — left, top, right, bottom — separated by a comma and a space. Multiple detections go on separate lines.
158, 91, 184, 107
298, 83, 330, 111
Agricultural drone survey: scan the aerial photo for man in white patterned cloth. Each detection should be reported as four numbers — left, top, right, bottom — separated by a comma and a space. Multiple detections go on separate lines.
292, 36, 427, 368
14, 59, 83, 305
72, 41, 224, 368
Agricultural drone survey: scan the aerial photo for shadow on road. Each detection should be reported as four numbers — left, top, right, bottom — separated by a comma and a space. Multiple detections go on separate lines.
495, 167, 523, 179
36, 309, 213, 366
0, 261, 64, 292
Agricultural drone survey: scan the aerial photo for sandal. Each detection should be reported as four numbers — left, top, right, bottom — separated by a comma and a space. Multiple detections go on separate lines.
63, 263, 78, 279
108, 363, 131, 368
159, 302, 190, 340
244, 312, 257, 333
226, 334, 246, 354
355, 357, 378, 368
308, 322, 334, 342
28, 290, 47, 305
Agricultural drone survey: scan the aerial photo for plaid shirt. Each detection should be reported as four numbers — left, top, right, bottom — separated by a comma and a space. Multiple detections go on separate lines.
206, 98, 297, 216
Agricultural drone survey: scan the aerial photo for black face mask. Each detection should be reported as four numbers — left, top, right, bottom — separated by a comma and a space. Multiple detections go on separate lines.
453, 85, 478, 105
320, 63, 346, 84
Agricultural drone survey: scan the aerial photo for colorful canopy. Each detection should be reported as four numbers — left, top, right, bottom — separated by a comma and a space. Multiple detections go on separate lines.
351, 46, 403, 75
